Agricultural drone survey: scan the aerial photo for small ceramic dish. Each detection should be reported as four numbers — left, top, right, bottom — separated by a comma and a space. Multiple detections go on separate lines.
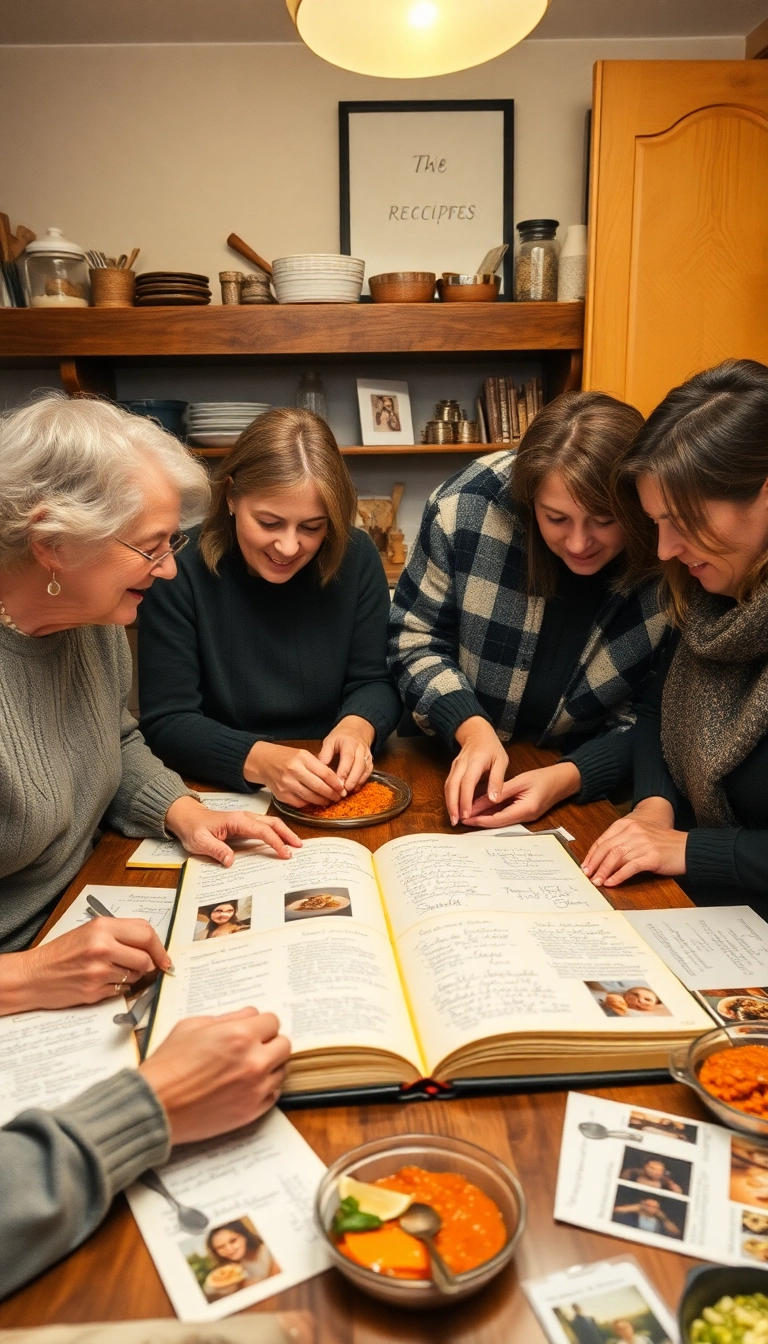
438, 273, 500, 303
678, 1263, 768, 1342
315, 1133, 525, 1308
272, 771, 411, 829
669, 1024, 768, 1139
369, 272, 436, 303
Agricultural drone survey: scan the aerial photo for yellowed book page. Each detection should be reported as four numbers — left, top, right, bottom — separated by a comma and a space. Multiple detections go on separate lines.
169, 838, 388, 953
150, 918, 424, 1074
373, 831, 610, 941
394, 910, 712, 1078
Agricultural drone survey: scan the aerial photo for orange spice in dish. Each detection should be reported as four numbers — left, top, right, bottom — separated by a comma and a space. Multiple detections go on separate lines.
337, 1166, 507, 1278
302, 780, 395, 821
699, 1043, 768, 1118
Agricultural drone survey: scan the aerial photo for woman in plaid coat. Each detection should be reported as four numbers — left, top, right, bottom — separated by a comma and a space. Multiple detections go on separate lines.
388, 391, 669, 828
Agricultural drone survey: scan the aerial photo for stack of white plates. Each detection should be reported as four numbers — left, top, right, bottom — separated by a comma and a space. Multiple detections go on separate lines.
272, 254, 365, 304
185, 402, 271, 448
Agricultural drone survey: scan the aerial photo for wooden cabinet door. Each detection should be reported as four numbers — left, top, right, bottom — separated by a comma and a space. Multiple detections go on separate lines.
583, 61, 768, 414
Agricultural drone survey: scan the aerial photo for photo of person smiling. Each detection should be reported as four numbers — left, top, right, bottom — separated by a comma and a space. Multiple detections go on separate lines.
194, 900, 250, 941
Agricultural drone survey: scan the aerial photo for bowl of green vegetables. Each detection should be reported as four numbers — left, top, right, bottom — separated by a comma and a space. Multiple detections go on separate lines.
679, 1264, 768, 1342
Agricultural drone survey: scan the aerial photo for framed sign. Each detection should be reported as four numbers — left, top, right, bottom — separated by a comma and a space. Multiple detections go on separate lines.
340, 99, 514, 299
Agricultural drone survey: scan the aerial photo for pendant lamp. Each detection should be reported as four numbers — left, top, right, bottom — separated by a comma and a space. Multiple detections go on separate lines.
285, 0, 550, 79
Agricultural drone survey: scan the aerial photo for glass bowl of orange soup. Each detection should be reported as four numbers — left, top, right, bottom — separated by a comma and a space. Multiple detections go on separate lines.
314, 1133, 526, 1307
670, 1024, 768, 1139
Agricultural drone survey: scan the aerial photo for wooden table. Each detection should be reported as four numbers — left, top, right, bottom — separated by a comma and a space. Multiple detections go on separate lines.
0, 737, 708, 1341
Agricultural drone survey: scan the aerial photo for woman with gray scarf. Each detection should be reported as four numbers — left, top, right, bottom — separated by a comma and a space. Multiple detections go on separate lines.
583, 359, 768, 916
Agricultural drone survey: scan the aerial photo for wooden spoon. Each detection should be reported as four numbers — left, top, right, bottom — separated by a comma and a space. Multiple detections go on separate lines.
227, 232, 273, 277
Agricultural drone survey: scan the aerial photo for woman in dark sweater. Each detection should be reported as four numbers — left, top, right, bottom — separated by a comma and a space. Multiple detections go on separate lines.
583, 360, 768, 918
389, 392, 669, 827
139, 408, 401, 805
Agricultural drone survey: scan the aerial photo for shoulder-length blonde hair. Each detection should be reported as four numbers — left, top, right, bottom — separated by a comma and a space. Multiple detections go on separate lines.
199, 407, 357, 584
611, 358, 768, 623
511, 390, 648, 598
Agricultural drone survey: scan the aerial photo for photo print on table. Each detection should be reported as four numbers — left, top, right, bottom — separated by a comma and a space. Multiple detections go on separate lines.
618, 1146, 692, 1197
553, 1283, 674, 1344
182, 1215, 281, 1305
611, 1185, 687, 1241
194, 898, 252, 942
284, 886, 353, 922
697, 986, 768, 1024
627, 1109, 698, 1144
730, 1136, 768, 1210
585, 981, 672, 1019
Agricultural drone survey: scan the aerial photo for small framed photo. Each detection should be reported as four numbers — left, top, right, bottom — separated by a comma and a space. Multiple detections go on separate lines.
357, 378, 413, 447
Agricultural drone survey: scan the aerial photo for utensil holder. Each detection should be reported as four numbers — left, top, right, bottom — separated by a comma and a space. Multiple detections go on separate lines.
89, 268, 135, 307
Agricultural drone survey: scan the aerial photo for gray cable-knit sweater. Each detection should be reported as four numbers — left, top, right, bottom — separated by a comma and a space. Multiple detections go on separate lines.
0, 621, 190, 951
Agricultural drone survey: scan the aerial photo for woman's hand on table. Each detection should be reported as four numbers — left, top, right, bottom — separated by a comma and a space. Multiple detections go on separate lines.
445, 717, 510, 826
0, 918, 172, 1014
165, 795, 301, 866
318, 715, 376, 794
243, 740, 347, 808
139, 1007, 291, 1144
581, 797, 687, 887
462, 761, 581, 828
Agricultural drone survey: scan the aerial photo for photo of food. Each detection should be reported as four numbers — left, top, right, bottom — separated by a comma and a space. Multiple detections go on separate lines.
372, 393, 401, 433
194, 898, 252, 941
586, 980, 672, 1019
697, 986, 768, 1023
182, 1214, 280, 1303
611, 1184, 687, 1240
553, 1283, 673, 1344
743, 1236, 768, 1263
730, 1137, 768, 1210
743, 1210, 768, 1234
619, 1145, 692, 1196
284, 886, 353, 922
628, 1110, 698, 1144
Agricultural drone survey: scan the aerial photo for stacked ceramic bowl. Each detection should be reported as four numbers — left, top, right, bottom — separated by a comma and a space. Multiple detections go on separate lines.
185, 402, 270, 448
272, 254, 365, 304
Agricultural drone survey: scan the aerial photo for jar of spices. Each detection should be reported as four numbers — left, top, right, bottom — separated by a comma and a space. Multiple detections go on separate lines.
514, 219, 559, 302
24, 227, 90, 307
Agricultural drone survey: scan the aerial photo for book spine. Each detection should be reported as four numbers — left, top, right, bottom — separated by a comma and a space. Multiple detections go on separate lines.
517, 386, 528, 437
535, 374, 544, 413
498, 376, 511, 442
475, 395, 488, 444
525, 379, 536, 426
485, 377, 501, 442
508, 377, 520, 440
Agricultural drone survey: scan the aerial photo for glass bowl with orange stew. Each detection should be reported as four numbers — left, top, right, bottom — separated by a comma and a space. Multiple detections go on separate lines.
314, 1133, 526, 1307
670, 1025, 768, 1139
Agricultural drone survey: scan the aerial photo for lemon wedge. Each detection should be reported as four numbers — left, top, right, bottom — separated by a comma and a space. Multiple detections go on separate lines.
338, 1175, 413, 1221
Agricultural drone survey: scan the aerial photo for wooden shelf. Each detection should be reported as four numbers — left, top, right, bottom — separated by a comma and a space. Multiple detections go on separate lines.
189, 442, 501, 459
0, 302, 583, 360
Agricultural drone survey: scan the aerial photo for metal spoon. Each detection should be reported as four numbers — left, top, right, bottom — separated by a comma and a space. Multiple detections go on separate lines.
138, 1170, 209, 1232
399, 1203, 460, 1295
579, 1122, 641, 1141
113, 978, 161, 1028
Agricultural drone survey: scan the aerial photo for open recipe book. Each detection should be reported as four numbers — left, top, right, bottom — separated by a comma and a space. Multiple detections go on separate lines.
145, 832, 712, 1093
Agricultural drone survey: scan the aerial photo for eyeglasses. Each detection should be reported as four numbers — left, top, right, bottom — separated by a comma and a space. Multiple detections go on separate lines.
116, 532, 190, 567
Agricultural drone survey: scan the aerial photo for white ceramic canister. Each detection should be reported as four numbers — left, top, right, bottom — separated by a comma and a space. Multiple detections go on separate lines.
557, 224, 587, 302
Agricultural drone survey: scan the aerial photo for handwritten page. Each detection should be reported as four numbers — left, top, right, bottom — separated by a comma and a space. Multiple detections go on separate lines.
168, 839, 387, 951
41, 884, 175, 946
0, 999, 138, 1125
625, 905, 768, 989
555, 1091, 768, 1268
126, 1108, 329, 1321
128, 792, 272, 869
395, 910, 711, 1075
374, 832, 609, 940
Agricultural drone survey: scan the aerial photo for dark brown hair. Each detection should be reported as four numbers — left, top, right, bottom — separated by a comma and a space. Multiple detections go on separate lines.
199, 407, 357, 584
611, 359, 768, 621
511, 390, 646, 597
207, 1219, 262, 1262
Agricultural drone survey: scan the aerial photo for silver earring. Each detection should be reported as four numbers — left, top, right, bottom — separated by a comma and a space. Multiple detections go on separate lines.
47, 572, 61, 597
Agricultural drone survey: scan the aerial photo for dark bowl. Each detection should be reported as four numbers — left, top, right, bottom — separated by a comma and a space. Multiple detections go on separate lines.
678, 1263, 768, 1342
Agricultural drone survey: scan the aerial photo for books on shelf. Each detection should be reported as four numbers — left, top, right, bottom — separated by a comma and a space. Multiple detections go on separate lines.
482, 374, 543, 445
145, 831, 711, 1096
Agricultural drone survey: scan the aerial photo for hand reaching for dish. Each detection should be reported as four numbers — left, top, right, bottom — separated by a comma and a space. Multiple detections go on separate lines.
243, 740, 346, 807
0, 917, 172, 1015
139, 1007, 291, 1144
462, 762, 581, 828
318, 715, 376, 795
165, 796, 301, 866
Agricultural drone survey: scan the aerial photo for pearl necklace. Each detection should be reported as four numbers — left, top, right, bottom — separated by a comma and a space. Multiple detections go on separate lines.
0, 596, 28, 635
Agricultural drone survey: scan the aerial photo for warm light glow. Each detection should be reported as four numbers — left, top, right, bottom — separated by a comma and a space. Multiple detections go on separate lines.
286, 0, 550, 78
409, 1, 438, 29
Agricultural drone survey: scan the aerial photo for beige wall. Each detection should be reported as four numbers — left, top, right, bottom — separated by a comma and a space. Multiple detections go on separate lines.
0, 34, 743, 278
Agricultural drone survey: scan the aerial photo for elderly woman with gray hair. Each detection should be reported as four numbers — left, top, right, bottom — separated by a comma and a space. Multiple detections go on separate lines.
0, 394, 300, 1012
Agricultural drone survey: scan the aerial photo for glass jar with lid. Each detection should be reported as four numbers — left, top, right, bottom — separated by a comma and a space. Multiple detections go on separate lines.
24, 227, 90, 308
514, 219, 559, 301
